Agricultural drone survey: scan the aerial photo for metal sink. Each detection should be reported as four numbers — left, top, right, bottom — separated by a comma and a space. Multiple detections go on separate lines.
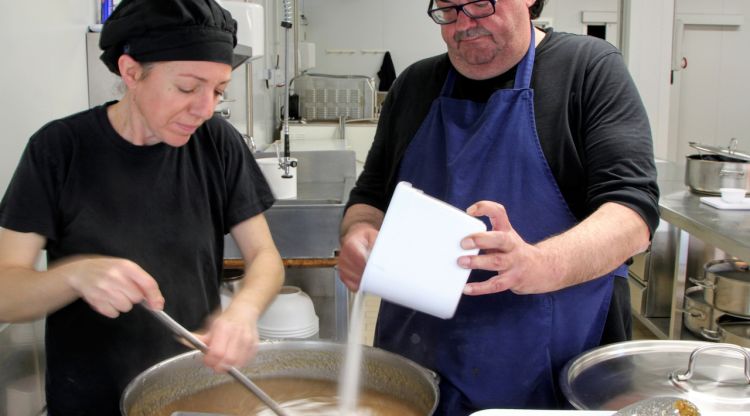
224, 150, 357, 259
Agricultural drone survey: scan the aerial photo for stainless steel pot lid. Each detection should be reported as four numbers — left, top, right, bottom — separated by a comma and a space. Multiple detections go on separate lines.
689, 140, 750, 162
705, 259, 750, 283
560, 340, 750, 412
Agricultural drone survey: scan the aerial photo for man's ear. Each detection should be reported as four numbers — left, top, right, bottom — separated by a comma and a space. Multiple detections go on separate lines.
117, 54, 142, 88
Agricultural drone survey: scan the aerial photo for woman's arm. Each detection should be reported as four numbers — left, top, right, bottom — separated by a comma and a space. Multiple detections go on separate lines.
0, 228, 164, 322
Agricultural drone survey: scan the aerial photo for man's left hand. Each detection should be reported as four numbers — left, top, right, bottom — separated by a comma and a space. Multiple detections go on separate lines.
458, 201, 562, 295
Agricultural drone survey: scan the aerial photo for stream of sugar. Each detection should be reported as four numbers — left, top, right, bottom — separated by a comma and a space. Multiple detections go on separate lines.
337, 290, 366, 415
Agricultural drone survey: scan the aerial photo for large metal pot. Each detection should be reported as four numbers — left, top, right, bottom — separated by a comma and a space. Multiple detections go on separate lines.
121, 340, 439, 415
561, 340, 750, 412
685, 154, 750, 195
692, 259, 750, 317
680, 286, 726, 340
715, 315, 750, 348
684, 140, 750, 195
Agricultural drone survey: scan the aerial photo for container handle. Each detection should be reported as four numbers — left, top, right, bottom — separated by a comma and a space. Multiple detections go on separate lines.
688, 277, 714, 290
699, 328, 721, 342
675, 307, 705, 319
670, 344, 750, 384
719, 168, 746, 178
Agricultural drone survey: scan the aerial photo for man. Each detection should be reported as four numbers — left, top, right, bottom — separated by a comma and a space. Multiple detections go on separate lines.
338, 0, 659, 413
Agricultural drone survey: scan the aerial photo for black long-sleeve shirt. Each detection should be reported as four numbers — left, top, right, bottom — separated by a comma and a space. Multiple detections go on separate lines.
348, 29, 660, 235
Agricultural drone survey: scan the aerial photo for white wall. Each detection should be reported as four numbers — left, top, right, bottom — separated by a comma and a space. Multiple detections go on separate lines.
669, 0, 750, 163
0, 0, 94, 194
621, 0, 674, 161
299, 0, 445, 80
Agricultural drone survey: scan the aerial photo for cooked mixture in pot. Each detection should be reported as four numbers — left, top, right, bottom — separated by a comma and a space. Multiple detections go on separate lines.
146, 377, 423, 416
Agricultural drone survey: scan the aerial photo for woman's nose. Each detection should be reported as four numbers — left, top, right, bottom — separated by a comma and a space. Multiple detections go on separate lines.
190, 91, 218, 120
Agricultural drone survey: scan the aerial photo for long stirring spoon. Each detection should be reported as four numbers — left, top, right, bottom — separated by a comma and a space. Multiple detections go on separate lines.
141, 303, 290, 416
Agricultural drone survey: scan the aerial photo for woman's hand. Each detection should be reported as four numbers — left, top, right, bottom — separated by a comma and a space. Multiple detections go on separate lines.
61, 256, 164, 317
197, 302, 259, 372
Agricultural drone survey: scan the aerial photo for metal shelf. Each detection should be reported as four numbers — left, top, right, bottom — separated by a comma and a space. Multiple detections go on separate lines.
631, 312, 669, 340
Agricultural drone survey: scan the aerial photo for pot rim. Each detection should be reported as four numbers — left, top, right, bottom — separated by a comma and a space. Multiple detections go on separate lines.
120, 340, 440, 415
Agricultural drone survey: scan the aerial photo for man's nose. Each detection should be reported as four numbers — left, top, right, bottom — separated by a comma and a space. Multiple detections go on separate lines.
454, 8, 478, 30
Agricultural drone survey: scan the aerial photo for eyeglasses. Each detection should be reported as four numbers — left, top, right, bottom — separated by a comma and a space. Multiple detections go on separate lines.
428, 0, 497, 25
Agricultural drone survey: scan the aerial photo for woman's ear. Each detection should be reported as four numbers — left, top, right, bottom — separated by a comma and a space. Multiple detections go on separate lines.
117, 54, 142, 88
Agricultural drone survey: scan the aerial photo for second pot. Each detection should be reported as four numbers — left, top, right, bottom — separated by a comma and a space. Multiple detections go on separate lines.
684, 154, 750, 195
693, 259, 750, 317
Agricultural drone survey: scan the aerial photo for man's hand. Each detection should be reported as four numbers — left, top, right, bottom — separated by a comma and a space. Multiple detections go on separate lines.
458, 201, 562, 295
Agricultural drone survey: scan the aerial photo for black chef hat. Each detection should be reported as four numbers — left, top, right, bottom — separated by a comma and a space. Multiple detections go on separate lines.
99, 0, 237, 75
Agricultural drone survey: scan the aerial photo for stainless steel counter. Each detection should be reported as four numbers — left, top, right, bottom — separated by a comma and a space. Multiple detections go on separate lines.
659, 190, 750, 261
638, 161, 750, 340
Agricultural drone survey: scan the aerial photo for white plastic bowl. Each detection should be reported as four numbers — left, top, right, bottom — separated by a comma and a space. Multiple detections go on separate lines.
258, 286, 319, 339
720, 187, 746, 204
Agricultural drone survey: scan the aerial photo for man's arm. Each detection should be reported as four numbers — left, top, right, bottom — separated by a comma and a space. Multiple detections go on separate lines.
338, 203, 385, 291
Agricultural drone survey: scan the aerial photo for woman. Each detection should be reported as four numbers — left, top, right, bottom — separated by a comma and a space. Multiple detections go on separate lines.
0, 0, 284, 414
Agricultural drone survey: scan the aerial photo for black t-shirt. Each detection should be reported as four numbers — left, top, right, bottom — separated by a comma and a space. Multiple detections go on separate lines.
349, 29, 660, 235
0, 103, 274, 415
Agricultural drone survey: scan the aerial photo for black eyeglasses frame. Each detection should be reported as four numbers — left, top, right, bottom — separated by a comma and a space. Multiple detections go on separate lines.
427, 0, 497, 25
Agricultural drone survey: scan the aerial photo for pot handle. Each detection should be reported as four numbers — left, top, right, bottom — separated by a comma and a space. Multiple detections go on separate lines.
675, 307, 705, 319
670, 344, 750, 384
719, 168, 746, 178
699, 328, 721, 342
688, 276, 715, 290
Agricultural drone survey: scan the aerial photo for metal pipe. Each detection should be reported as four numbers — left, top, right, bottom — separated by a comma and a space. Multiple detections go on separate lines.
293, 0, 300, 77
281, 0, 294, 178
339, 115, 347, 142
244, 62, 255, 151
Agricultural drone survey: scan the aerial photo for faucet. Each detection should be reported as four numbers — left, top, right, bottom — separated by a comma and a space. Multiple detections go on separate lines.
339, 115, 348, 142
242, 134, 257, 153
280, 0, 295, 179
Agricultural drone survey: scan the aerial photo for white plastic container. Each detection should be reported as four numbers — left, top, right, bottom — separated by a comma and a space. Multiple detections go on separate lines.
360, 182, 486, 319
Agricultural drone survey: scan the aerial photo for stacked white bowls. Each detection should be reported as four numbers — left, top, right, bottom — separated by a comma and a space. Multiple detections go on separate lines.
258, 286, 319, 340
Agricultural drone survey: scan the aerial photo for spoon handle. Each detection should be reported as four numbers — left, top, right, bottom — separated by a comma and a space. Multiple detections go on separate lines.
141, 304, 291, 416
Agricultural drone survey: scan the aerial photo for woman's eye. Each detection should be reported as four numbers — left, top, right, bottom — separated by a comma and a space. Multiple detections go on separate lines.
177, 86, 196, 94
215, 90, 225, 99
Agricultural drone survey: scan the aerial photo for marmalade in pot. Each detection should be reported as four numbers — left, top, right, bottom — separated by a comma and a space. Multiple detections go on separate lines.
136, 377, 423, 416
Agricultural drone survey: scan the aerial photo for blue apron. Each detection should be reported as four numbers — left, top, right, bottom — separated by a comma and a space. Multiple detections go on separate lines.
375, 27, 624, 414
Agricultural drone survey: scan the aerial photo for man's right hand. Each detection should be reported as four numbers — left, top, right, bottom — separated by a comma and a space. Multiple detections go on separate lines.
61, 256, 164, 318
338, 224, 379, 291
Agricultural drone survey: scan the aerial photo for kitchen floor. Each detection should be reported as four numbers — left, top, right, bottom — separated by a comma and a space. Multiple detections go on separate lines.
360, 295, 659, 346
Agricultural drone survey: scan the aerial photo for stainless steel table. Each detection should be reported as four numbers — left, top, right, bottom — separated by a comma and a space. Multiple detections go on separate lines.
658, 189, 750, 339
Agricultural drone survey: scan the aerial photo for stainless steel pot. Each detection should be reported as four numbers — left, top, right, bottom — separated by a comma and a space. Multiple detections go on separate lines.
561, 340, 750, 412
685, 140, 750, 195
221, 268, 244, 294
685, 154, 750, 195
679, 286, 726, 340
716, 316, 750, 348
121, 340, 439, 416
692, 259, 750, 317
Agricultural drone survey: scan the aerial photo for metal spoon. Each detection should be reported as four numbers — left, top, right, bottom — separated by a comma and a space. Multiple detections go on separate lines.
612, 396, 701, 416
141, 303, 290, 416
